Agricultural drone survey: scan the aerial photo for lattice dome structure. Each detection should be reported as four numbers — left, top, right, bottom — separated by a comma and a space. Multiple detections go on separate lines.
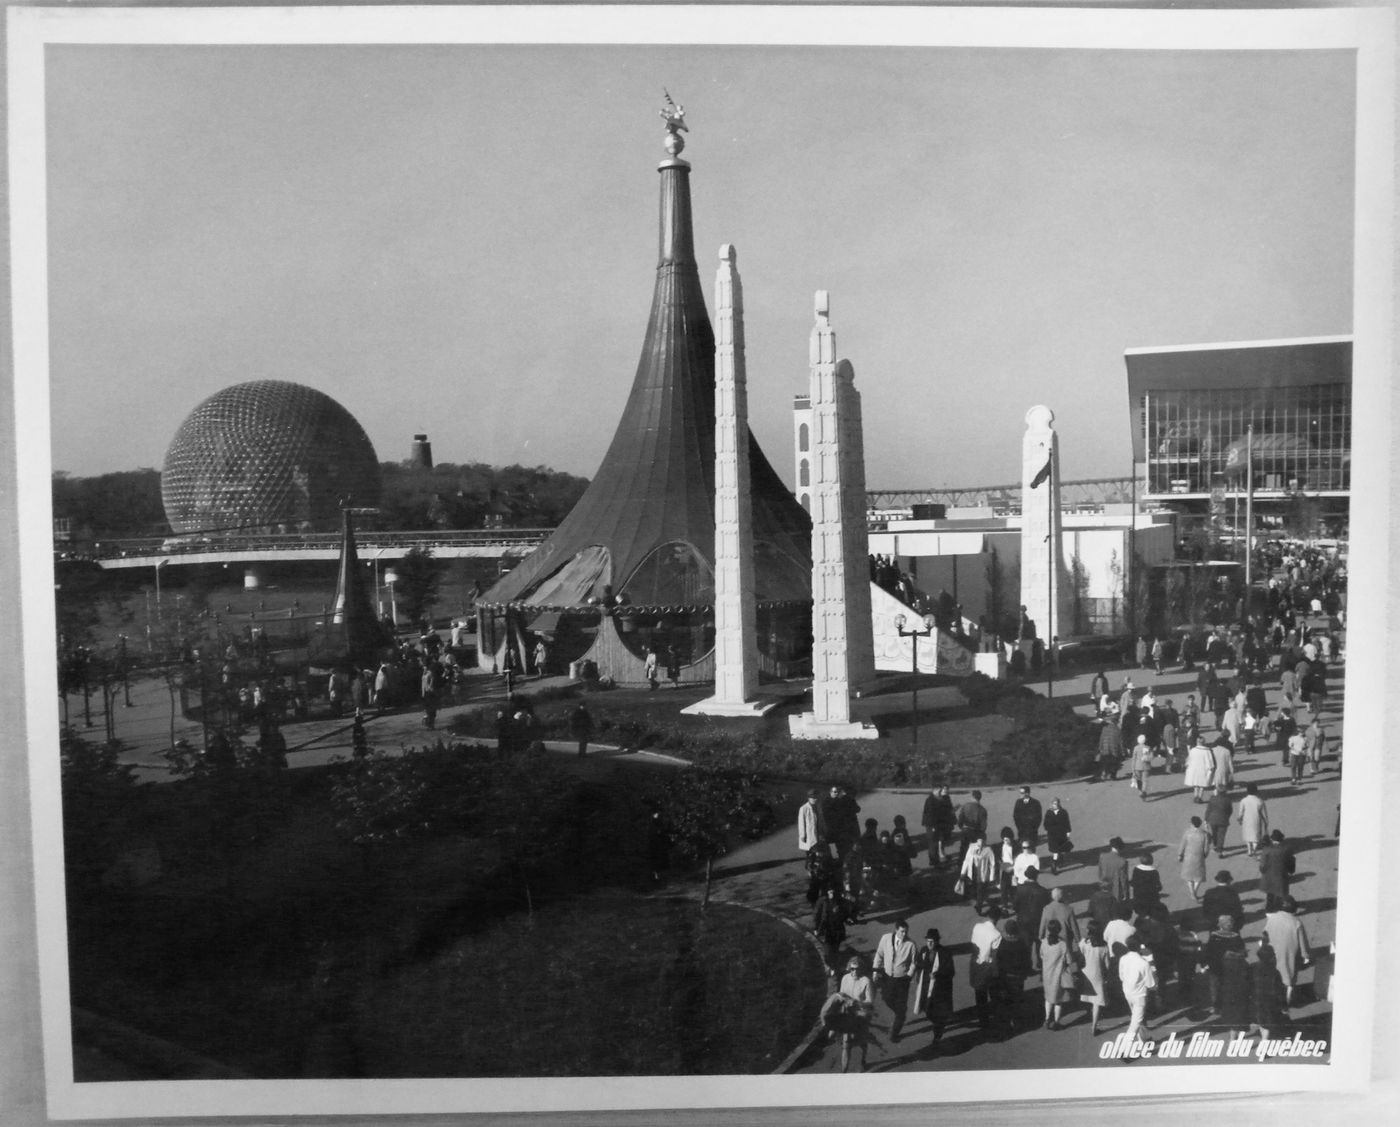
161, 380, 381, 535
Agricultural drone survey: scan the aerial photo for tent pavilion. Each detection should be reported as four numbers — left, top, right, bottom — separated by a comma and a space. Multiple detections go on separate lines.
476, 113, 812, 685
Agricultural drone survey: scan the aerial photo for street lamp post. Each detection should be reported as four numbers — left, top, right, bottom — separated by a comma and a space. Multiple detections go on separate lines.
895, 612, 936, 757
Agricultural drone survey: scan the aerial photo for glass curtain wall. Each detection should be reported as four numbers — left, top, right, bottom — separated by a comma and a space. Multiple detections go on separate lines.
1142, 383, 1350, 497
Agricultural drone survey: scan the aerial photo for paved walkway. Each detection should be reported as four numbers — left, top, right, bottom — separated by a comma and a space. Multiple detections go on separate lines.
708, 660, 1342, 1072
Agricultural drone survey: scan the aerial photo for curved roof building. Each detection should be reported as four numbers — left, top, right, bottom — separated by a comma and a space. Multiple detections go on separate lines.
162, 380, 380, 535
480, 108, 812, 681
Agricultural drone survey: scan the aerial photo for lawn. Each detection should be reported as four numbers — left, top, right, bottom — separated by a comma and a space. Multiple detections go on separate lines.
351, 896, 823, 1076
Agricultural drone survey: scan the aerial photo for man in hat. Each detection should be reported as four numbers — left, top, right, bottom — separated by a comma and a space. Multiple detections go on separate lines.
1201, 871, 1245, 936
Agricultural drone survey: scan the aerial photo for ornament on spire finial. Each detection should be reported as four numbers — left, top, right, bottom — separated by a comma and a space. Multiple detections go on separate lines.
660, 89, 688, 156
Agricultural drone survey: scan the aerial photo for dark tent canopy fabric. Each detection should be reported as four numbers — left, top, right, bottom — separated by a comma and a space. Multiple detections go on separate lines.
484, 152, 811, 609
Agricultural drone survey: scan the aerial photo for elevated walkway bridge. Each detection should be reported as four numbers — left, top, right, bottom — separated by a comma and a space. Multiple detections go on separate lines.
93, 529, 551, 571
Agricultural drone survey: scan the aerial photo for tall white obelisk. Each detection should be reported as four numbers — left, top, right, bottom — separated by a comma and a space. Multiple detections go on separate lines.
1020, 404, 1065, 648
686, 245, 772, 716
790, 292, 878, 739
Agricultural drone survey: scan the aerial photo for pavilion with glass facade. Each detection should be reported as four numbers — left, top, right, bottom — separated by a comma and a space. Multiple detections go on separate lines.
1124, 336, 1351, 541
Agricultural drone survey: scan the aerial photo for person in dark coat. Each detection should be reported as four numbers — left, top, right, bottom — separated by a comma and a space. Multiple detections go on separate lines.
1087, 878, 1123, 930
1043, 798, 1072, 874
1096, 719, 1124, 781
1011, 867, 1052, 972
1257, 830, 1296, 912
1250, 936, 1288, 1039
920, 784, 955, 867
1200, 913, 1247, 1015
1130, 854, 1164, 916
955, 790, 989, 863
996, 919, 1034, 1034
1098, 837, 1131, 904
828, 786, 862, 860
1200, 871, 1245, 934
1204, 787, 1234, 855
911, 929, 956, 1051
813, 883, 849, 965
1012, 787, 1044, 847
569, 702, 594, 758
646, 810, 671, 882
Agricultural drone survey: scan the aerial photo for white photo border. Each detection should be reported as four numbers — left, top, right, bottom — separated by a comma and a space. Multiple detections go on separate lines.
7, 3, 1395, 1120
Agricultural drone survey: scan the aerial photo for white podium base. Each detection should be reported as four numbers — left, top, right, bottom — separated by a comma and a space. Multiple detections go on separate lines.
682, 696, 782, 717
788, 713, 881, 740
974, 651, 1005, 679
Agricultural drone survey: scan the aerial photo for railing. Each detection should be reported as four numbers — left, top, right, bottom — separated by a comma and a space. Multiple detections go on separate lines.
91, 529, 552, 559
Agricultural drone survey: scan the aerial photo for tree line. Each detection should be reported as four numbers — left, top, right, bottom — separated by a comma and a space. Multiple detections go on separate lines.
51, 461, 590, 539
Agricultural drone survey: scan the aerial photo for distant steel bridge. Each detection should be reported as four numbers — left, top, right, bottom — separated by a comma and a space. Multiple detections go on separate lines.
92, 528, 551, 571
866, 476, 1136, 513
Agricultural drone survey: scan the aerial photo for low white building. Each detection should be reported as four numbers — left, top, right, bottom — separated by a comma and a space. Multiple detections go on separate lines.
867, 506, 1176, 637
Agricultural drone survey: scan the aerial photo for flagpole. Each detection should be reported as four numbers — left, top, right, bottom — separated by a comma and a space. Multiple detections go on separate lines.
1244, 423, 1254, 627
1046, 443, 1054, 700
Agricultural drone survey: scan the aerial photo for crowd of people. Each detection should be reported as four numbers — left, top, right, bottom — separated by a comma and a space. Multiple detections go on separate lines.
807, 779, 1321, 1070
803, 604, 1338, 1072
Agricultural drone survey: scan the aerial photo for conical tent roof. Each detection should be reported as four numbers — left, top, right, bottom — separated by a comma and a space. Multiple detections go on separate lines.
485, 136, 811, 610
325, 509, 390, 667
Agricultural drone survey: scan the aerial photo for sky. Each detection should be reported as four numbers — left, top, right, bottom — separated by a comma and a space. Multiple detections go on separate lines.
43, 41, 1355, 491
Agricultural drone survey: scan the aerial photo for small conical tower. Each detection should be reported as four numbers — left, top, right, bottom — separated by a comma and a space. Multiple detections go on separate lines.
328, 508, 390, 668
479, 97, 812, 683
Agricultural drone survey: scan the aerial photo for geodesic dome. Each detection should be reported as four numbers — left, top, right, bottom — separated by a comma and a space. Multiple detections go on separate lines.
161, 380, 381, 535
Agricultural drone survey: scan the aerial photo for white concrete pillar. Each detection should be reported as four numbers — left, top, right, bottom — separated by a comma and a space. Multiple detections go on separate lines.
686, 245, 770, 716
791, 293, 877, 739
1020, 405, 1066, 646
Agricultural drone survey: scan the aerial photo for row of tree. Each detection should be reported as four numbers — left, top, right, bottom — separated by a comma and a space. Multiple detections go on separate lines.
51, 461, 591, 540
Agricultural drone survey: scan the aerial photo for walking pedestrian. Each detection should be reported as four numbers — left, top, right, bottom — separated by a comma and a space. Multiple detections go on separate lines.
910, 929, 955, 1052
872, 919, 917, 1043
1096, 715, 1124, 781
569, 701, 594, 758
1098, 837, 1131, 904
959, 836, 998, 905
826, 956, 873, 1072
1012, 786, 1044, 847
1257, 830, 1295, 913
1263, 896, 1311, 1008
1130, 735, 1153, 800
1080, 920, 1111, 1035
1177, 816, 1212, 900
1118, 935, 1157, 1048
1041, 919, 1073, 1030
1012, 867, 1051, 972
1200, 871, 1244, 934
643, 646, 659, 690
920, 784, 955, 867
1237, 783, 1269, 857
1204, 787, 1233, 855
969, 906, 1003, 1032
1044, 797, 1072, 874
954, 790, 989, 863
1130, 853, 1163, 917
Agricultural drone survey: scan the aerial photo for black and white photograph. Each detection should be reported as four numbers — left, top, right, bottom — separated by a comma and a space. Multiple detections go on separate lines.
3, 3, 1396, 1122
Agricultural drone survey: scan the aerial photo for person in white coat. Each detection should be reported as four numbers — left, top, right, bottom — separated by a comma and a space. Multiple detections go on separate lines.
1237, 783, 1269, 856
1184, 739, 1216, 802
798, 789, 821, 855
1210, 741, 1235, 791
